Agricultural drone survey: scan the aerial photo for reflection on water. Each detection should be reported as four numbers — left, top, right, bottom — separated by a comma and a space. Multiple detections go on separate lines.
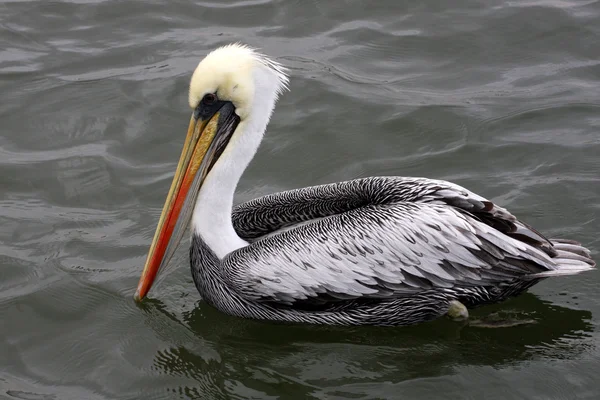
146, 294, 593, 399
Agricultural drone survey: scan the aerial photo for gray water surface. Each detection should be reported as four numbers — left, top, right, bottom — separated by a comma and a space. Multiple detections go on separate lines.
1, 1, 600, 399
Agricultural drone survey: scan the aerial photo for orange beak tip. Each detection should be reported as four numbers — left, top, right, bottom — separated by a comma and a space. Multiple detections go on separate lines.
134, 282, 147, 302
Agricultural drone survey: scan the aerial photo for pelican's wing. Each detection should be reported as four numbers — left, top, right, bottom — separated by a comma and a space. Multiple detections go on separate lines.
232, 178, 374, 241
224, 178, 593, 305
232, 176, 550, 247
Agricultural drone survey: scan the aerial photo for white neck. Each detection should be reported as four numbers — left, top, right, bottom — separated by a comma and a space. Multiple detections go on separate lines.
191, 67, 280, 259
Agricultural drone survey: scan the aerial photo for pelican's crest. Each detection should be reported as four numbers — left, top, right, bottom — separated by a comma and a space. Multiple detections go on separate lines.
188, 43, 289, 120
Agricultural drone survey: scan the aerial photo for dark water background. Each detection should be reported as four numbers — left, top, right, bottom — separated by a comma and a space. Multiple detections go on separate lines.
1, 1, 599, 399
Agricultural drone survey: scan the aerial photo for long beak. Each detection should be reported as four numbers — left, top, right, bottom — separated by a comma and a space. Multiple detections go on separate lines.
134, 102, 238, 301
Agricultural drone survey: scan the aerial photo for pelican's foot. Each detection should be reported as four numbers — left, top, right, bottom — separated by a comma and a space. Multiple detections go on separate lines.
467, 311, 537, 328
447, 300, 469, 322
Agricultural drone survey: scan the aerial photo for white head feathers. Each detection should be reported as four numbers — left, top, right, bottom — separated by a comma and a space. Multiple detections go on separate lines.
188, 44, 289, 257
188, 43, 289, 120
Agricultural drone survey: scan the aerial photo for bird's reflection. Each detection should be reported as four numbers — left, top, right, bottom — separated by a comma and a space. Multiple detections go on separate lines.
142, 294, 593, 399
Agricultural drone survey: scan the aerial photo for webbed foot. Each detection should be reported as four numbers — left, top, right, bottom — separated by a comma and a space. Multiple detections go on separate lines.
447, 300, 469, 321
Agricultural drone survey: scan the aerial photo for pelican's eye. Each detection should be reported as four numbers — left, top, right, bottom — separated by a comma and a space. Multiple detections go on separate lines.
202, 93, 217, 105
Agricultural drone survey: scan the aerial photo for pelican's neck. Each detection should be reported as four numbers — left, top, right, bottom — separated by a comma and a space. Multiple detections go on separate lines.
191, 67, 280, 259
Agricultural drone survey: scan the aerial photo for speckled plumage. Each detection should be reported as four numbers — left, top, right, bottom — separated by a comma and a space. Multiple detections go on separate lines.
188, 176, 595, 326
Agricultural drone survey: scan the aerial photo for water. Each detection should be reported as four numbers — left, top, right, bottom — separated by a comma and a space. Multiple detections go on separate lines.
1, 0, 599, 398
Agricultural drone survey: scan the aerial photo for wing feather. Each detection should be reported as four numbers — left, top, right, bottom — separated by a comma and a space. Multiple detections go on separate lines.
223, 201, 556, 306
223, 177, 591, 306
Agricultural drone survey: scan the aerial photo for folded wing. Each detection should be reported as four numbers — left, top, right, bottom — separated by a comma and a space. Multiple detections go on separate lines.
225, 177, 593, 306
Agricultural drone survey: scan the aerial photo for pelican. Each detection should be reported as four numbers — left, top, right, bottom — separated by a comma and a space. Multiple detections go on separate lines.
134, 44, 595, 326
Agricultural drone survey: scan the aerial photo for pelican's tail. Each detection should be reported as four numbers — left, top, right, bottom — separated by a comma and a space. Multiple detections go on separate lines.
528, 239, 596, 278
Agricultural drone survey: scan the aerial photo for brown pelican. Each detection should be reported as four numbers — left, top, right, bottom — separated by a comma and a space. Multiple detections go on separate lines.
134, 44, 595, 326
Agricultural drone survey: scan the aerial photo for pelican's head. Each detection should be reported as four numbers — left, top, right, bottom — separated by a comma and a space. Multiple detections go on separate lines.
134, 44, 289, 301
188, 43, 289, 121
